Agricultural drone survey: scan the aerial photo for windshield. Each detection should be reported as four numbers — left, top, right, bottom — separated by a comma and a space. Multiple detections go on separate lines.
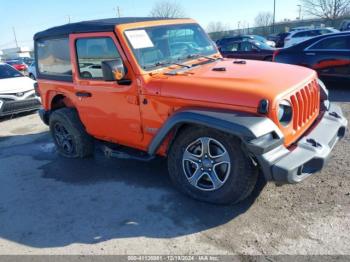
253, 41, 274, 50
125, 23, 217, 70
252, 35, 266, 42
0, 64, 23, 79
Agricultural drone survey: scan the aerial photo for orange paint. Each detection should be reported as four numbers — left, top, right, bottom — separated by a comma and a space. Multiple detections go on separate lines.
37, 19, 321, 155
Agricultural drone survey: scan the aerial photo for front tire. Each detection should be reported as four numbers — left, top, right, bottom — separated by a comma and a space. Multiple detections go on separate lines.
168, 127, 258, 205
49, 108, 94, 158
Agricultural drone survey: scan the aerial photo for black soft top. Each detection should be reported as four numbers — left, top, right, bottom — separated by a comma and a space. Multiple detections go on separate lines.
34, 17, 179, 40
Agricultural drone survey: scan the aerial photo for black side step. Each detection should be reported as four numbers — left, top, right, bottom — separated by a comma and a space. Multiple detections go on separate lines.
100, 144, 155, 162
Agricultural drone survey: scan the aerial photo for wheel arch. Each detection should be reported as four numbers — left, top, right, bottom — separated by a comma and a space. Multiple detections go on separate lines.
50, 94, 75, 111
148, 109, 284, 156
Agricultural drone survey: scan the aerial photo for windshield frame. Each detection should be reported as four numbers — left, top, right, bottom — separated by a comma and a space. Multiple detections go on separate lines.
123, 23, 219, 72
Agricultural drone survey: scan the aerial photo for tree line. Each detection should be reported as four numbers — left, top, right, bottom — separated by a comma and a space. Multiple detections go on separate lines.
148, 0, 350, 33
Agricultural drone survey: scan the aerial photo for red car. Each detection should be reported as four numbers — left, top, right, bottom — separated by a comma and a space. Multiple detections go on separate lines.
6, 60, 28, 72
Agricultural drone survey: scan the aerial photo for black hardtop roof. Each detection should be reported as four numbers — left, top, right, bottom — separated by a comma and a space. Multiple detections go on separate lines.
34, 17, 182, 40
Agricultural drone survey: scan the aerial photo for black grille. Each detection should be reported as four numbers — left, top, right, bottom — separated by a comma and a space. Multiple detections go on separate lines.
0, 98, 14, 102
2, 99, 41, 113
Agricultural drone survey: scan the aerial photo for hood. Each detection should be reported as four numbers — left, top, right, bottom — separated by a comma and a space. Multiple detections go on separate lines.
149, 59, 317, 110
0, 77, 36, 94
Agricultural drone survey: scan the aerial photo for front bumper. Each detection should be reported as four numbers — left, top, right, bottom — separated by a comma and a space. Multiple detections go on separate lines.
0, 98, 41, 117
256, 103, 347, 184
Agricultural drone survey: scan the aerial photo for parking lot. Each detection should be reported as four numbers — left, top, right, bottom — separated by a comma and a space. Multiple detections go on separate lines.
0, 85, 348, 255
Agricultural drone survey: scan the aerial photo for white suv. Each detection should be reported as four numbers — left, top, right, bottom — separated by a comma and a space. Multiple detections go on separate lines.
284, 28, 339, 48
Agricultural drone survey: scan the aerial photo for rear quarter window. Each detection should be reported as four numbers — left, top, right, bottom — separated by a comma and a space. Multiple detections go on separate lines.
36, 38, 72, 79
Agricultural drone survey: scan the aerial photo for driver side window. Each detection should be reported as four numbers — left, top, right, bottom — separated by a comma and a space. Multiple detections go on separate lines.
221, 41, 240, 52
240, 42, 254, 51
76, 37, 121, 80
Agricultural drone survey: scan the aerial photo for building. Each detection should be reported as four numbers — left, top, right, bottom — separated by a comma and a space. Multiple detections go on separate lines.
0, 50, 3, 62
1, 46, 32, 60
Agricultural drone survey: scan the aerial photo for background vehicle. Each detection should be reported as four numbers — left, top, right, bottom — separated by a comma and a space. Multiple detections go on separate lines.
270, 32, 290, 48
0, 63, 41, 116
6, 60, 28, 73
35, 18, 347, 205
340, 20, 350, 31
217, 35, 275, 48
218, 39, 275, 61
274, 32, 350, 83
290, 26, 313, 32
80, 64, 103, 79
284, 28, 339, 47
28, 62, 37, 80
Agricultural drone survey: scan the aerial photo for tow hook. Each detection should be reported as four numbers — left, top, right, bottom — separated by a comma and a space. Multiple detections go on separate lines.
306, 138, 322, 148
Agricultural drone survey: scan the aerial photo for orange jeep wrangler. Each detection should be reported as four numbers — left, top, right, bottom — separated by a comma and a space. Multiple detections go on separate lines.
34, 18, 347, 204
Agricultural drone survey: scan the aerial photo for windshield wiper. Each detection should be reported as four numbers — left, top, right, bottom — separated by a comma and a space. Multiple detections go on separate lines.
185, 54, 218, 61
143, 61, 190, 70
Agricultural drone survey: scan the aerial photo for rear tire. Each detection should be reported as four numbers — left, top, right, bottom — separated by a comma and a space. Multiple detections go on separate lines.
168, 127, 258, 205
49, 108, 94, 158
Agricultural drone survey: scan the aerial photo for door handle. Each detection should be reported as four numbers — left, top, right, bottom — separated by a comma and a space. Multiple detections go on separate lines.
306, 53, 316, 56
76, 92, 92, 98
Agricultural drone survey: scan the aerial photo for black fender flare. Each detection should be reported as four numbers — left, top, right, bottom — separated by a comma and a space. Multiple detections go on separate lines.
147, 109, 284, 156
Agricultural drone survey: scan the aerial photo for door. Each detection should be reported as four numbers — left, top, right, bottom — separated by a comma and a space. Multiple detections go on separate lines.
237, 41, 262, 60
305, 35, 350, 81
70, 32, 143, 148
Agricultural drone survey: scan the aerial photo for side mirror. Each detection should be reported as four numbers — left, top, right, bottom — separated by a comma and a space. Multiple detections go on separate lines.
101, 59, 131, 85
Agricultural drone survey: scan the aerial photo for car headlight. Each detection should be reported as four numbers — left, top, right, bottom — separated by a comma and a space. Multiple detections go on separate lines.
0, 100, 3, 109
317, 78, 329, 101
278, 100, 293, 127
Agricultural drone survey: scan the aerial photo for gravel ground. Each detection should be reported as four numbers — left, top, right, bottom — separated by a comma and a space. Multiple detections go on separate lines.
0, 86, 349, 256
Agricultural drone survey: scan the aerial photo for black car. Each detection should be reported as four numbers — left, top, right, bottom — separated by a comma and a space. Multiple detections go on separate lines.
274, 32, 350, 82
272, 32, 290, 48
217, 35, 275, 47
218, 39, 275, 61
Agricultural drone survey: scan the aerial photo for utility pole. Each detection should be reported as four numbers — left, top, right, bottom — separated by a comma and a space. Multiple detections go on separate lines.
12, 27, 18, 48
297, 5, 302, 20
272, 0, 276, 33
115, 6, 121, 18
67, 15, 71, 24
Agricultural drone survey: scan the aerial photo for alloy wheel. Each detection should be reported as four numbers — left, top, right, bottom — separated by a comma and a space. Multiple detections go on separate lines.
182, 137, 231, 191
53, 122, 75, 155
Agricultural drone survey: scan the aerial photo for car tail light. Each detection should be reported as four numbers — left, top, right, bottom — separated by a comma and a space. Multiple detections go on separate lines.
273, 49, 281, 61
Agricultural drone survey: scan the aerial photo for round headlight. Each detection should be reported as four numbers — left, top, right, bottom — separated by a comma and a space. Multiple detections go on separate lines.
278, 100, 293, 127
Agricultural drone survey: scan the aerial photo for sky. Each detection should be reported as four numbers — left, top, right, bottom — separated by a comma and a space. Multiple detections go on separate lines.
0, 0, 302, 49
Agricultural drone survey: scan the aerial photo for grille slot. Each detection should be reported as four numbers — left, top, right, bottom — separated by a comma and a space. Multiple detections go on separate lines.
2, 99, 41, 113
290, 80, 320, 131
